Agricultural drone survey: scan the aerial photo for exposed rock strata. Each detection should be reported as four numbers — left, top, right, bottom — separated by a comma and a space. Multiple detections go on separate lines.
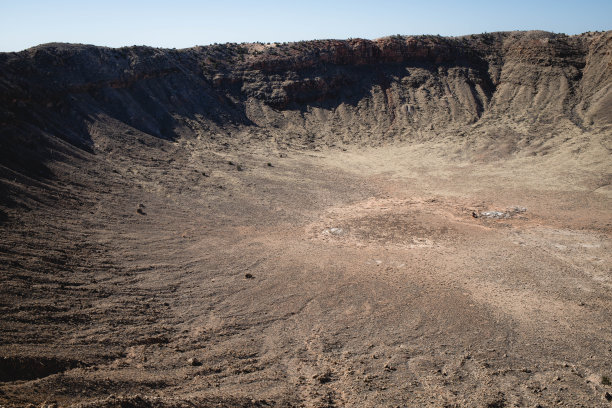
1, 31, 610, 149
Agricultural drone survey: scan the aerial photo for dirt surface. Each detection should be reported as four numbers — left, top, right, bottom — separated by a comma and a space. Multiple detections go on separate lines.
1, 123, 611, 407
0, 31, 611, 407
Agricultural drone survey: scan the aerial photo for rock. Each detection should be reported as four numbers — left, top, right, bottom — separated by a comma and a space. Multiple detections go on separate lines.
187, 357, 202, 366
480, 211, 507, 219
479, 206, 527, 219
245, 273, 254, 279
323, 227, 344, 236
605, 391, 612, 402
508, 206, 527, 214
314, 370, 333, 384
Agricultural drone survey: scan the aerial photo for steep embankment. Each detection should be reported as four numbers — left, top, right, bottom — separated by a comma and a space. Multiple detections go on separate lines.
1, 31, 610, 148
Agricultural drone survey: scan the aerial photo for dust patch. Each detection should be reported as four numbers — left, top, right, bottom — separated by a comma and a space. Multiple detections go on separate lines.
308, 196, 485, 249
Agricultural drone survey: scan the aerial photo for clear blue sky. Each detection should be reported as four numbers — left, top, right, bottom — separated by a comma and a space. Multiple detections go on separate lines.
1, 0, 610, 52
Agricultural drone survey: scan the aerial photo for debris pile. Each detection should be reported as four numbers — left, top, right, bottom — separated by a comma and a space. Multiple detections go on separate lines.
323, 227, 345, 236
475, 206, 526, 219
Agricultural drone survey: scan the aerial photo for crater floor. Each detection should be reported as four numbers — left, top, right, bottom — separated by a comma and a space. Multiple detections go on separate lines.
1, 133, 611, 407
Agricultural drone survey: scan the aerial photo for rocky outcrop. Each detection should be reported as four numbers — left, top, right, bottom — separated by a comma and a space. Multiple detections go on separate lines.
0, 31, 610, 155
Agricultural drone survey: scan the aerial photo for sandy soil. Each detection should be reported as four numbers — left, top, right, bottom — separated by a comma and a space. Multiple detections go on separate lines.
0, 125, 611, 407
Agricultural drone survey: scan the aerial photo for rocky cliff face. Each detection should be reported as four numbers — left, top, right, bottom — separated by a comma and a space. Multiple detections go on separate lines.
0, 31, 610, 166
